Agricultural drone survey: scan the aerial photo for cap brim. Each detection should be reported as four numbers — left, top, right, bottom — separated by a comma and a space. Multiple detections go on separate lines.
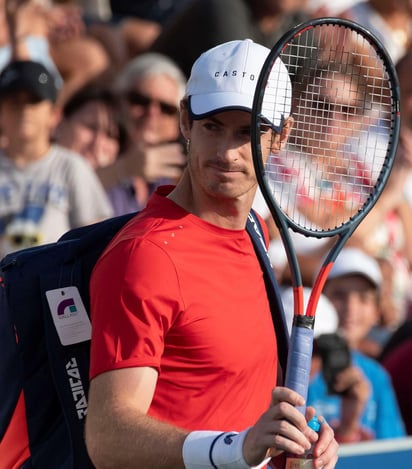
189, 92, 252, 117
0, 79, 56, 103
189, 94, 284, 132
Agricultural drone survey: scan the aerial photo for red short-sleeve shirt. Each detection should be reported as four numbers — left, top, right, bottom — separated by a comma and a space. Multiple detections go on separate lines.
90, 187, 278, 431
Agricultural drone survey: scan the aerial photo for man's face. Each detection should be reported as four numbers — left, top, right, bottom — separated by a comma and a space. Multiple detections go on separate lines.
123, 74, 180, 145
0, 90, 55, 143
183, 109, 279, 202
324, 274, 379, 349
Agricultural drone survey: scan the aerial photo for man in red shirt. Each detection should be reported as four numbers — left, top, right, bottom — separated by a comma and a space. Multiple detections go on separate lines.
85, 39, 338, 468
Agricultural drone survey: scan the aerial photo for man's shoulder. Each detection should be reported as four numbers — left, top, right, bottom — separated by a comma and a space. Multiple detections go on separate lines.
112, 210, 185, 246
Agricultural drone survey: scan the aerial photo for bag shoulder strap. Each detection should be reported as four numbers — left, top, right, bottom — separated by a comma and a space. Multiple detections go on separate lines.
246, 210, 289, 382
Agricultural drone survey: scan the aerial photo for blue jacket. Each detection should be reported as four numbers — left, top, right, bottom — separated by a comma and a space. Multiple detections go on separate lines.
308, 350, 406, 439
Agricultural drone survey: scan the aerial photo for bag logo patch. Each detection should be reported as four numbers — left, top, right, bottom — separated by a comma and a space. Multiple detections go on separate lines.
46, 286, 92, 345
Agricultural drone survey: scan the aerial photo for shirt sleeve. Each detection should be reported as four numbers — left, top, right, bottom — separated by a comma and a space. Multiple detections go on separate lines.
89, 236, 184, 379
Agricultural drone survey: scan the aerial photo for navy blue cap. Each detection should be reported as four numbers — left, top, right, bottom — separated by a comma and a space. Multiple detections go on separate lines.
0, 60, 58, 103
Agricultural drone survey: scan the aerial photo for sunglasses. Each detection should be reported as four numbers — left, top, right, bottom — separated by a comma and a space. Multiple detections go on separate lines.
314, 98, 361, 118
126, 92, 179, 116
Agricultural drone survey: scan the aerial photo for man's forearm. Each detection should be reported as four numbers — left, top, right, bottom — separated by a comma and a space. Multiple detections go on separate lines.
85, 405, 188, 469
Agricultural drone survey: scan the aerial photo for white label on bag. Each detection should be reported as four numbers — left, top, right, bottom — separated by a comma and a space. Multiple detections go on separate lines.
46, 286, 92, 345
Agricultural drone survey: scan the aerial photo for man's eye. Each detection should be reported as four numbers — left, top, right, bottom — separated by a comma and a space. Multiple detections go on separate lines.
204, 122, 219, 130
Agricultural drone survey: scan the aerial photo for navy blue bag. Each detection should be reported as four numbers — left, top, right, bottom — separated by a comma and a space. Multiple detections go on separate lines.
0, 212, 136, 468
0, 210, 288, 469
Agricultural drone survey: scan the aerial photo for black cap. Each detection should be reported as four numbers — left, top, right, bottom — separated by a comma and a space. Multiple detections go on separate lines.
0, 60, 58, 103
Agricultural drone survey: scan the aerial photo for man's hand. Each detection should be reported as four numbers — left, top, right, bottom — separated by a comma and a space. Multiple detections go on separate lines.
242, 387, 338, 468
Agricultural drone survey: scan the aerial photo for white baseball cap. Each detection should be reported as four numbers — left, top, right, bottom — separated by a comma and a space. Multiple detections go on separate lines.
280, 286, 339, 338
186, 39, 292, 132
327, 247, 382, 288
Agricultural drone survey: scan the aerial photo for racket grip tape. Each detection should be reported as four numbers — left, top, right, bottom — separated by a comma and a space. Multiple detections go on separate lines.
284, 315, 315, 414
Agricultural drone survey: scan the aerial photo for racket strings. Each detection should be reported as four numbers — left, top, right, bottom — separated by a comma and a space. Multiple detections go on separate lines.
263, 23, 395, 233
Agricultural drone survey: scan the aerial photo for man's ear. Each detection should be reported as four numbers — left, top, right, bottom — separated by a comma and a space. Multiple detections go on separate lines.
267, 116, 294, 155
279, 116, 294, 149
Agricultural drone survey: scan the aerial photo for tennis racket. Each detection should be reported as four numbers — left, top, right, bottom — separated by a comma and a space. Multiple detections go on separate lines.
251, 17, 400, 413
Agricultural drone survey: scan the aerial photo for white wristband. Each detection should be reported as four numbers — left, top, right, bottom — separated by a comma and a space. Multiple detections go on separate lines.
182, 429, 270, 469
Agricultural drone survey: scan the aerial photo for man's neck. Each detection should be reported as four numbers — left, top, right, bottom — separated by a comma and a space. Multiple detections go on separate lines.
167, 172, 254, 230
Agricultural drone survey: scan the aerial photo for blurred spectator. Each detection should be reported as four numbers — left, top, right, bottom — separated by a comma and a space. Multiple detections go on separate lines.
395, 48, 412, 309
0, 0, 111, 107
269, 62, 379, 286
0, 0, 62, 83
0, 60, 112, 258
150, 0, 310, 78
54, 83, 126, 169
347, 177, 412, 336
83, 1, 194, 74
55, 53, 187, 217
382, 337, 412, 435
108, 0, 192, 23
269, 45, 412, 333
79, 0, 112, 22
306, 0, 361, 15
96, 52, 187, 216
308, 247, 406, 441
44, 0, 112, 105
323, 248, 391, 357
339, 0, 412, 65
396, 47, 412, 169
380, 318, 412, 361
346, 44, 412, 330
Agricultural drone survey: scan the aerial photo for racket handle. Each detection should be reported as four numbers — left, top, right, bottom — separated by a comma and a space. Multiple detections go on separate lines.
284, 315, 315, 414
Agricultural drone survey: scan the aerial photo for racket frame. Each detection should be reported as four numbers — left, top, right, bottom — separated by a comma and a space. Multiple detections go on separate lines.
251, 17, 401, 409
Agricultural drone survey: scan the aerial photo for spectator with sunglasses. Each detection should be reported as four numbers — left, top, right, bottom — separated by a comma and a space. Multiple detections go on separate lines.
96, 52, 187, 216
